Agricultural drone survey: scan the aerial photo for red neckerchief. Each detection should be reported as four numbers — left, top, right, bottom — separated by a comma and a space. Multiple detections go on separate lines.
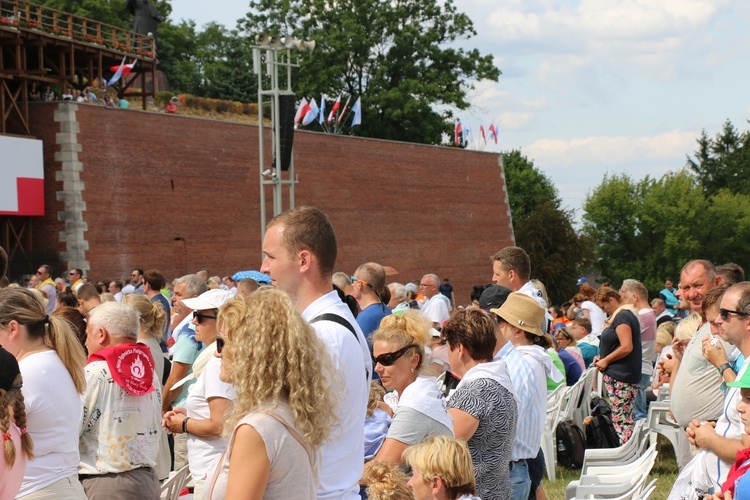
88, 343, 155, 396
722, 447, 750, 495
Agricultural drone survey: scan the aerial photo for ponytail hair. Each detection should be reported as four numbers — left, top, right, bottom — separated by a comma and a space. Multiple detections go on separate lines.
1, 374, 34, 467
0, 288, 86, 394
123, 294, 167, 342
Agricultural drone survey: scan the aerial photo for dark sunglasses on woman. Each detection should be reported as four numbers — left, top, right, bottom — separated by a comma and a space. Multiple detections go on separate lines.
372, 344, 418, 367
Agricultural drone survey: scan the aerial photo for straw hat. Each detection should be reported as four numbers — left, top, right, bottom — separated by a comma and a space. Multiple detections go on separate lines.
490, 292, 545, 337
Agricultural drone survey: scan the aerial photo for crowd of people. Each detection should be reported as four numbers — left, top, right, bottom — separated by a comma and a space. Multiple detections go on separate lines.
2, 207, 750, 499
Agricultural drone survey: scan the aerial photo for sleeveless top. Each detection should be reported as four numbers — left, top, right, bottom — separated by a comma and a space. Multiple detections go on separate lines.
208, 401, 319, 499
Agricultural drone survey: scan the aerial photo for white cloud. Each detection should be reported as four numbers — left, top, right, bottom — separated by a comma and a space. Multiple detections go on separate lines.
499, 112, 535, 129
525, 130, 697, 168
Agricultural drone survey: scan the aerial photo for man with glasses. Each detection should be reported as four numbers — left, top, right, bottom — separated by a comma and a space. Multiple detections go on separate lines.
671, 282, 750, 496
161, 274, 208, 470
68, 267, 84, 294
35, 264, 57, 314
420, 274, 450, 327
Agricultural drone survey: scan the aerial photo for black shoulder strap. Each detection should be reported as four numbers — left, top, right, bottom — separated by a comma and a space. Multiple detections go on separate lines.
310, 313, 369, 379
311, 313, 359, 343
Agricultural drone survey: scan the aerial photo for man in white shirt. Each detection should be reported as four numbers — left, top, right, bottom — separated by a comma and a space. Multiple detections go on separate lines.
420, 273, 450, 326
261, 206, 371, 500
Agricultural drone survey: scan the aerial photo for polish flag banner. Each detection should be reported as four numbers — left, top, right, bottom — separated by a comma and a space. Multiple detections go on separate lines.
0, 135, 45, 216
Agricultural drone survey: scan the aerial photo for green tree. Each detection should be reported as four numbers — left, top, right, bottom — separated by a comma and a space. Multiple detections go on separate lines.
582, 169, 750, 296
687, 120, 750, 197
501, 150, 591, 304
240, 0, 500, 144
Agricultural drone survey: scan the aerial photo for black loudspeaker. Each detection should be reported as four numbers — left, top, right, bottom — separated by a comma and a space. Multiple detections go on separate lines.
273, 94, 296, 171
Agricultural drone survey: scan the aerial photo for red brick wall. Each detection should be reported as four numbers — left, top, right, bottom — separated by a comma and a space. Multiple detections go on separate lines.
27, 103, 513, 303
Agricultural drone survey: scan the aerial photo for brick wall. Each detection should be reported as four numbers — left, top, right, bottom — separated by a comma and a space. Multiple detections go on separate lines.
27, 103, 514, 304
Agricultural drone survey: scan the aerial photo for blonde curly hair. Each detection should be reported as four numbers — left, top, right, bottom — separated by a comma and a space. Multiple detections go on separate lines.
219, 287, 336, 447
372, 309, 431, 370
362, 460, 411, 499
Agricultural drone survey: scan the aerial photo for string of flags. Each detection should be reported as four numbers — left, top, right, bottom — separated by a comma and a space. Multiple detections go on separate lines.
295, 94, 362, 133
454, 119, 499, 150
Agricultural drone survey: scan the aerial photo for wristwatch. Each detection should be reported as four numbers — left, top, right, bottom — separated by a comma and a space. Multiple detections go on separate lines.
182, 417, 191, 434
717, 363, 733, 375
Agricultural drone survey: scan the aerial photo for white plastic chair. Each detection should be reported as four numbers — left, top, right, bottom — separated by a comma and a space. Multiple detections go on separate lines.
647, 401, 681, 453
635, 478, 658, 499
566, 444, 657, 500
572, 368, 597, 427
581, 419, 649, 473
160, 465, 192, 500
541, 383, 567, 480
560, 370, 587, 425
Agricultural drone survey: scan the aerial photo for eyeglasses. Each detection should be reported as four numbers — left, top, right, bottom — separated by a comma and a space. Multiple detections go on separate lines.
719, 308, 748, 321
372, 344, 419, 367
36, 271, 43, 275
68, 272, 77, 276
193, 311, 217, 324
419, 283, 435, 288
216, 335, 225, 354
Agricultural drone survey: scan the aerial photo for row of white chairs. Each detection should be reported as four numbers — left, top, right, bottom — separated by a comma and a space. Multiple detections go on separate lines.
542, 367, 598, 480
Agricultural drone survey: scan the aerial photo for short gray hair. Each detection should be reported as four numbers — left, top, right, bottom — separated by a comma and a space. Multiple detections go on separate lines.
422, 274, 440, 286
88, 301, 139, 340
176, 274, 209, 298
621, 279, 648, 301
389, 282, 406, 301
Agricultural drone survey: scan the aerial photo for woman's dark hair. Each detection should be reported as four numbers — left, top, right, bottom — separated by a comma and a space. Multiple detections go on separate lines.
51, 306, 87, 348
57, 291, 78, 308
441, 309, 496, 362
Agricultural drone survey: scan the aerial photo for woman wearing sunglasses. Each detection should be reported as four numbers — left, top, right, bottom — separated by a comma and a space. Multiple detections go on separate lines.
372, 310, 453, 465
442, 308, 517, 499
163, 289, 235, 500
208, 287, 335, 499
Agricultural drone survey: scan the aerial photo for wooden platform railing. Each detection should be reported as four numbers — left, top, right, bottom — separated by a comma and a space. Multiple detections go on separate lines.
0, 0, 154, 58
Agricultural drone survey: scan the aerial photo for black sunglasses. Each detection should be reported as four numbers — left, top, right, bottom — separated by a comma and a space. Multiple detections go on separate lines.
216, 335, 225, 354
373, 344, 419, 367
720, 308, 748, 321
193, 311, 217, 324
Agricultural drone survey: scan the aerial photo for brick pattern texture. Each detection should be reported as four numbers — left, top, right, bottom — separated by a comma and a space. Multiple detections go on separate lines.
27, 103, 514, 304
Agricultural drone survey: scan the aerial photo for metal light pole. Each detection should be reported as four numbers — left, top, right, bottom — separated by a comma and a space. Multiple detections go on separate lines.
254, 35, 314, 243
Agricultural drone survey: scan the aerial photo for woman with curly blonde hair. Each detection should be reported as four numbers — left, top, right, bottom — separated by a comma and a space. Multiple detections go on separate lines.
372, 310, 453, 465
208, 287, 336, 499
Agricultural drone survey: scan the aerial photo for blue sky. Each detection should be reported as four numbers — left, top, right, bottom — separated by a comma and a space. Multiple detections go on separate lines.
170, 1, 750, 218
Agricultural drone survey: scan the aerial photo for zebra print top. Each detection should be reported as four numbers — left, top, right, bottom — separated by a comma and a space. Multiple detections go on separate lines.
448, 378, 518, 500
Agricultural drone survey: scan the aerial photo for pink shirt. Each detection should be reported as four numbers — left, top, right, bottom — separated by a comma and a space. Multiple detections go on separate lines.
1, 422, 27, 499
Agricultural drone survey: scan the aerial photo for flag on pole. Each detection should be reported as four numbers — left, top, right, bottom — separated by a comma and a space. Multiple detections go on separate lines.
454, 121, 462, 146
351, 97, 362, 126
480, 125, 486, 144
107, 56, 136, 86
294, 98, 309, 124
462, 124, 470, 146
302, 98, 319, 126
337, 96, 351, 124
319, 96, 326, 125
489, 124, 498, 144
327, 94, 341, 124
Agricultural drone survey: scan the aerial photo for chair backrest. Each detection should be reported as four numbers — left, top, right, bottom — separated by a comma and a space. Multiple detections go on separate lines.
546, 383, 567, 430
560, 371, 587, 422
161, 465, 191, 500
581, 419, 647, 472
583, 444, 657, 479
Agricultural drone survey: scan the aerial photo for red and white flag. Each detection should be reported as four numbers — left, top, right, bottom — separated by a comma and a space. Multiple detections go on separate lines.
294, 98, 309, 124
327, 94, 341, 124
302, 98, 319, 126
454, 121, 462, 145
480, 125, 486, 144
337, 96, 351, 124
489, 124, 498, 144
107, 57, 137, 86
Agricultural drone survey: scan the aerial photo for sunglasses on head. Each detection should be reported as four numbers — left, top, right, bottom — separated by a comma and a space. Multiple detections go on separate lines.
193, 311, 217, 324
372, 344, 419, 367
720, 308, 748, 321
216, 335, 225, 354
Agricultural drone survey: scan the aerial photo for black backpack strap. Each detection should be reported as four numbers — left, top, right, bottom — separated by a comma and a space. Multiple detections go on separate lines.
311, 313, 369, 379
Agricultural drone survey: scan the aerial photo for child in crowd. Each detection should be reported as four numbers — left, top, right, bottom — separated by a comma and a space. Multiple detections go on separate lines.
0, 346, 34, 499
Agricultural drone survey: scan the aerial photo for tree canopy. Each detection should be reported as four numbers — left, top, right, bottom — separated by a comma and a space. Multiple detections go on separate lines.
241, 0, 500, 144
501, 150, 592, 305
687, 119, 750, 198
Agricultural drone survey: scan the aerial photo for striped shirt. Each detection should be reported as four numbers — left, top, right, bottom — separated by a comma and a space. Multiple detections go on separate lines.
495, 342, 543, 461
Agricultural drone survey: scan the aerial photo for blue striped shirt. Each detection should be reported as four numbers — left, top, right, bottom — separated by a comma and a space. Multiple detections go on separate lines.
495, 342, 543, 461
